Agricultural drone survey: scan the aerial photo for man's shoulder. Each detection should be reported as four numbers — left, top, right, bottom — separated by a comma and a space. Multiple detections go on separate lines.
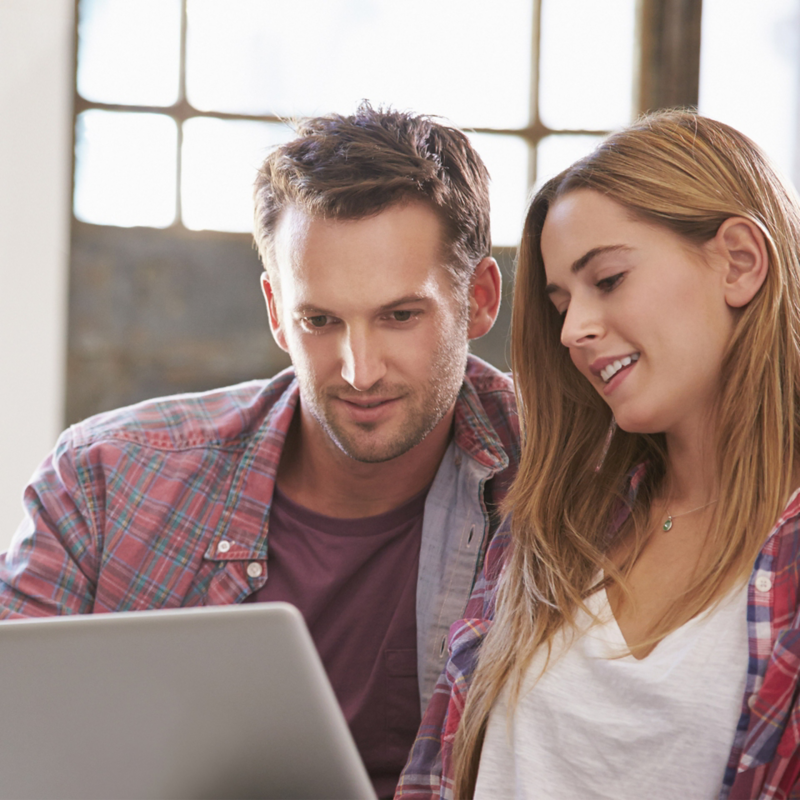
68, 368, 298, 453
464, 354, 514, 398
461, 356, 519, 459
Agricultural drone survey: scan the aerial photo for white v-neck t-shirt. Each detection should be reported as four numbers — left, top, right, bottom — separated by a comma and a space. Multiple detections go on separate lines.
474, 582, 749, 799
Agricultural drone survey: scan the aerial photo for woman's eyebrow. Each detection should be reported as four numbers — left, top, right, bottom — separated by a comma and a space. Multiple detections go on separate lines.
545, 244, 633, 294
571, 244, 632, 275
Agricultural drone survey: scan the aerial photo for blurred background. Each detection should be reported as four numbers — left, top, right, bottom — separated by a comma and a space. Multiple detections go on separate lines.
1, 0, 798, 548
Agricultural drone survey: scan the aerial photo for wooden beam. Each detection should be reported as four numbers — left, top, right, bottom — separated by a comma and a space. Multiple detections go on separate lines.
637, 0, 703, 113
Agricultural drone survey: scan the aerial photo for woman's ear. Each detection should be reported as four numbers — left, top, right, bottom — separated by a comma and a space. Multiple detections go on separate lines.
712, 217, 769, 309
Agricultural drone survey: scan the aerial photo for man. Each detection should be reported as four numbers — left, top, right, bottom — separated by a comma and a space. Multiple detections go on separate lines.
0, 104, 519, 797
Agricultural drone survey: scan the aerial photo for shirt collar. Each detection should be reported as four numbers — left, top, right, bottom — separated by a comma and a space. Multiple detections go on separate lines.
208, 365, 511, 560
451, 375, 509, 473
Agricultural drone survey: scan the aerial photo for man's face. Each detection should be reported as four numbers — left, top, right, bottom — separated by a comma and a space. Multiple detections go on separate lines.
264, 202, 471, 463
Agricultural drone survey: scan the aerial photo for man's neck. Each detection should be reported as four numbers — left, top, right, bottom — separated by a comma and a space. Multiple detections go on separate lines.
275, 405, 455, 518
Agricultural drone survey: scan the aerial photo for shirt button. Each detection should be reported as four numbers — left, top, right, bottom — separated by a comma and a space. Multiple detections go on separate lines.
748, 694, 758, 710
246, 561, 263, 578
217, 540, 231, 554
755, 575, 772, 593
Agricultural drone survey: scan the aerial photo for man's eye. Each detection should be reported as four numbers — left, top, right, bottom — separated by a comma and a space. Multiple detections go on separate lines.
391, 310, 413, 322
306, 315, 330, 328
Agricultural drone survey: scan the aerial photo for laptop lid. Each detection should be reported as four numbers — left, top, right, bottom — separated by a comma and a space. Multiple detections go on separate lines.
0, 602, 377, 800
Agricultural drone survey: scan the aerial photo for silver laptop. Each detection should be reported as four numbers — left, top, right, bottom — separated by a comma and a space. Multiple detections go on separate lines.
0, 602, 377, 800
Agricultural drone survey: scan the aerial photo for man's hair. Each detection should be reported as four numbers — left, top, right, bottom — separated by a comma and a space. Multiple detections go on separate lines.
253, 102, 491, 289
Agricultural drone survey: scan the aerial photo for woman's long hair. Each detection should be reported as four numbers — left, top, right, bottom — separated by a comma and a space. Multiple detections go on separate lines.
453, 110, 800, 796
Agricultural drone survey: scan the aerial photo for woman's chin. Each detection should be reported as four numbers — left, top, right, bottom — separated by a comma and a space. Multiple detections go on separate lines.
612, 414, 664, 436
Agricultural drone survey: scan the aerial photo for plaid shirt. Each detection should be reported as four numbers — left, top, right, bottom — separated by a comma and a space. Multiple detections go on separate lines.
396, 474, 800, 800
0, 357, 519, 712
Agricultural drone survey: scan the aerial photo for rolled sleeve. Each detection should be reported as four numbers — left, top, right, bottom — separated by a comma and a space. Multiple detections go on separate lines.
0, 429, 99, 617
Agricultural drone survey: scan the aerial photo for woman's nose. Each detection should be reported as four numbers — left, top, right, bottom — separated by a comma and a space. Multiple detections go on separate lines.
559, 298, 602, 349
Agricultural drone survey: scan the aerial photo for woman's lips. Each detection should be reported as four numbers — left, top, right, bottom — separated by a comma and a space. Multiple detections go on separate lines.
602, 360, 637, 395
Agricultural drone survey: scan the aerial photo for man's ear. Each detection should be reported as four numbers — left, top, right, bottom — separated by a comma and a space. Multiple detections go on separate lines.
712, 217, 769, 309
260, 272, 289, 353
467, 257, 502, 340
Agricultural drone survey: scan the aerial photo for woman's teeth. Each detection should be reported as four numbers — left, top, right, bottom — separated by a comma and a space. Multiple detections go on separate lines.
601, 353, 640, 383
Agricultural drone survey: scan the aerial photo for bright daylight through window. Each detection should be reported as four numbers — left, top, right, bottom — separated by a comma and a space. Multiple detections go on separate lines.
73, 0, 638, 246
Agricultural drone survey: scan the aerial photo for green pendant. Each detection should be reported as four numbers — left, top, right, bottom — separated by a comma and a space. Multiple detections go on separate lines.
662, 516, 673, 532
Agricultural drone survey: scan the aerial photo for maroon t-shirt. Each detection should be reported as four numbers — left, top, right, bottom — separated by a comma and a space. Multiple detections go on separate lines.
246, 485, 426, 799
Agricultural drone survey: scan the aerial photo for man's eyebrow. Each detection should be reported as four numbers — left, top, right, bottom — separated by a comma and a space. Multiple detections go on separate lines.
545, 245, 632, 295
293, 303, 334, 316
292, 294, 431, 316
377, 294, 430, 312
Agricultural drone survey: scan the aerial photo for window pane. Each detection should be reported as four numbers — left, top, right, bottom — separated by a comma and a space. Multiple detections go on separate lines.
186, 0, 532, 128
468, 134, 530, 247
77, 0, 181, 106
535, 134, 603, 190
74, 111, 177, 228
182, 118, 295, 233
699, 0, 800, 185
539, 0, 635, 130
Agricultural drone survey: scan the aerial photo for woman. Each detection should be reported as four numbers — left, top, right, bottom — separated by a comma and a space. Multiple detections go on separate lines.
395, 111, 800, 799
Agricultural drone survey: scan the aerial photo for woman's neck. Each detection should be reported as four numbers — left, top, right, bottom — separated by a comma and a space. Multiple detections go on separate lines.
662, 419, 718, 509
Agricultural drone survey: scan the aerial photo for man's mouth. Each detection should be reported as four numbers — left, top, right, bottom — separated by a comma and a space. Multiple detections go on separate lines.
336, 395, 402, 411
346, 400, 387, 408
600, 353, 640, 384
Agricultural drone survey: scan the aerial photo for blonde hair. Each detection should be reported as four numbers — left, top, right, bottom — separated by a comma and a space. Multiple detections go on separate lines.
453, 110, 800, 796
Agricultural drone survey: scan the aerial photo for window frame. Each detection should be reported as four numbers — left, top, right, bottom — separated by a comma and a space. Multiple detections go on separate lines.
72, 0, 698, 232
64, 0, 703, 424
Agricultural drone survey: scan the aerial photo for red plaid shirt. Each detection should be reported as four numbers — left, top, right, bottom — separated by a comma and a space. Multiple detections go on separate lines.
396, 475, 800, 799
0, 358, 519, 635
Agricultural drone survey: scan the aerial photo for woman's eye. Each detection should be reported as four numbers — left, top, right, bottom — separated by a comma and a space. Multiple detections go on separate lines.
596, 273, 624, 292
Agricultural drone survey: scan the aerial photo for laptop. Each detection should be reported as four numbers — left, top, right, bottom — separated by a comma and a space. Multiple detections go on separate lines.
0, 602, 377, 799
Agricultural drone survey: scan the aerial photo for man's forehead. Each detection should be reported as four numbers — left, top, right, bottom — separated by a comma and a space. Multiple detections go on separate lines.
274, 202, 446, 254
271, 203, 455, 307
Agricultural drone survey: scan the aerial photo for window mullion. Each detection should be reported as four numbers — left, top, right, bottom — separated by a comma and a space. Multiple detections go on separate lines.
636, 0, 703, 114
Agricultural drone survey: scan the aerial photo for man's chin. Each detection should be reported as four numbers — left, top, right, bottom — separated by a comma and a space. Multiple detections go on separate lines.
326, 422, 429, 464
311, 399, 447, 464
332, 436, 418, 464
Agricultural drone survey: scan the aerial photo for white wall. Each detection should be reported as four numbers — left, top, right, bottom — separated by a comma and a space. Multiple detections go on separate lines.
0, 0, 74, 552
700, 0, 800, 186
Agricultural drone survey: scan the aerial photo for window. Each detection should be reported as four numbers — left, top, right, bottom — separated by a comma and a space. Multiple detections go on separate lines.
699, 0, 800, 186
73, 0, 639, 246
68, 0, 692, 424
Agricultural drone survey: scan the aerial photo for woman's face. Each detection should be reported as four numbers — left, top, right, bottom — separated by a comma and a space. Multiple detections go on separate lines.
540, 189, 735, 439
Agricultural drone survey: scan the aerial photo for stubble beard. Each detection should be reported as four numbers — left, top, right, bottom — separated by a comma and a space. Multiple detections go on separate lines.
300, 329, 470, 464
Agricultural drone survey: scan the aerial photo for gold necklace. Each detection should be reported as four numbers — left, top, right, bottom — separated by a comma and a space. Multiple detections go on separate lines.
662, 499, 718, 532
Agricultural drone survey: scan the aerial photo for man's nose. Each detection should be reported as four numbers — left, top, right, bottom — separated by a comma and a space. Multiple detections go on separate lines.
340, 328, 387, 391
